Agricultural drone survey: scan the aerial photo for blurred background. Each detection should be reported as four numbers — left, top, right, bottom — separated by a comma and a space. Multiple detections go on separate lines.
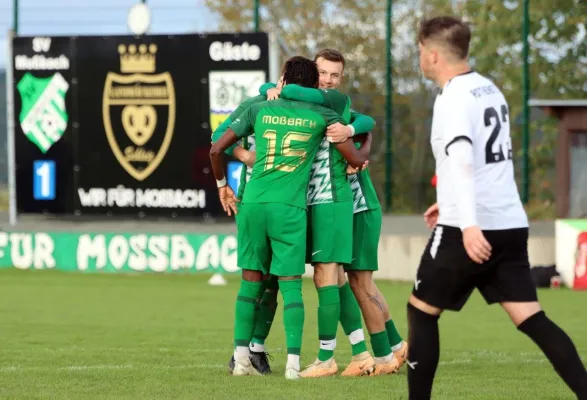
0, 0, 585, 218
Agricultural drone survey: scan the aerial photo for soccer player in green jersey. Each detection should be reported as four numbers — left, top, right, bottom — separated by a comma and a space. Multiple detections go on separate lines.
212, 81, 281, 376
209, 56, 371, 380
251, 49, 408, 376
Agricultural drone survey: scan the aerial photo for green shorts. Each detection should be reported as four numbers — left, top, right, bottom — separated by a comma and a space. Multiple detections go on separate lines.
237, 202, 307, 277
345, 208, 382, 271
306, 202, 353, 265
234, 201, 242, 226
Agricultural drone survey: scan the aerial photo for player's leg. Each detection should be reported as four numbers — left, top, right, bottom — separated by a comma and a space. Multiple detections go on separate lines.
249, 274, 279, 374
298, 261, 340, 378
231, 203, 271, 376
267, 203, 308, 380
300, 202, 353, 377
480, 228, 587, 398
345, 214, 394, 377
347, 270, 394, 375
365, 208, 408, 361
337, 267, 370, 371
407, 225, 476, 399
372, 284, 408, 365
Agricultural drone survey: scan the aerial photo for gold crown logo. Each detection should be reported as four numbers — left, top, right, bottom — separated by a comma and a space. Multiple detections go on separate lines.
118, 44, 157, 73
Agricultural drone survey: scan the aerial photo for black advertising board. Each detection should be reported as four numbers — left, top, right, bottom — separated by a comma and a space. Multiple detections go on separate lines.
13, 36, 75, 214
12, 32, 269, 218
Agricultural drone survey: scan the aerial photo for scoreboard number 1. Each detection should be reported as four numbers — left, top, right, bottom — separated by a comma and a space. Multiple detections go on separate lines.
33, 160, 56, 201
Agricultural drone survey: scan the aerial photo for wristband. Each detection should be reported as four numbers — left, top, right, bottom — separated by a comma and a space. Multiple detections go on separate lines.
348, 124, 356, 137
216, 177, 227, 188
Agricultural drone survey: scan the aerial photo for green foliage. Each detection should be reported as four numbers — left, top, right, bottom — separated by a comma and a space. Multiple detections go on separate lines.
205, 0, 586, 216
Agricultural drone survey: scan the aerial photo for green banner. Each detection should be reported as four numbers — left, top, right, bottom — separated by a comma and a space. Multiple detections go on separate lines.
0, 232, 238, 273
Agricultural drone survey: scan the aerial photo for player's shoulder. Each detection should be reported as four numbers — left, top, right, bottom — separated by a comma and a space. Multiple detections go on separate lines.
242, 94, 267, 106
234, 95, 266, 117
319, 88, 349, 99
441, 71, 503, 102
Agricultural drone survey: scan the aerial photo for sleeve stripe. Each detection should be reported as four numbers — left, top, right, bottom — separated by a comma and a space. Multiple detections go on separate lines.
445, 135, 472, 155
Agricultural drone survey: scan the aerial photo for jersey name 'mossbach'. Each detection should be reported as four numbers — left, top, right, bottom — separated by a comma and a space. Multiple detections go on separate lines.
431, 71, 528, 230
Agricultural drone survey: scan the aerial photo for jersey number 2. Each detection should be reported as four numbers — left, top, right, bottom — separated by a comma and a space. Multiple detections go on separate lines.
263, 130, 311, 172
484, 105, 512, 164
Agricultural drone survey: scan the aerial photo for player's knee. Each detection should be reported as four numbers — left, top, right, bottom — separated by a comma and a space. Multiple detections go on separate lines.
278, 275, 302, 281
242, 269, 263, 282
264, 274, 279, 291
408, 294, 442, 316
337, 266, 348, 287
501, 301, 542, 327
313, 263, 338, 288
347, 271, 371, 293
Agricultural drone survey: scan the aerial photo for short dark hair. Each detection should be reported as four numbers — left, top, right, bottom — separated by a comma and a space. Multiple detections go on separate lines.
314, 48, 345, 70
418, 16, 471, 59
282, 56, 319, 88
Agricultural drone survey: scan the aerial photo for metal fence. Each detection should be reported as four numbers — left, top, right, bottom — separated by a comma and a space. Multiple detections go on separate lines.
2, 0, 585, 216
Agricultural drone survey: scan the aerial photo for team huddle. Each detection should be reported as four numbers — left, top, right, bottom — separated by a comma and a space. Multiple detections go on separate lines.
211, 48, 407, 379
210, 15, 587, 399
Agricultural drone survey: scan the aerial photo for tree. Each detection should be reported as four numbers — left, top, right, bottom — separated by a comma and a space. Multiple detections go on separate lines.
205, 0, 586, 215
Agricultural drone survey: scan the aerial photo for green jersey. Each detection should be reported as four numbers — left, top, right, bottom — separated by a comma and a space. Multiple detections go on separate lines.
349, 168, 380, 213
229, 99, 343, 209
210, 95, 266, 200
280, 86, 370, 205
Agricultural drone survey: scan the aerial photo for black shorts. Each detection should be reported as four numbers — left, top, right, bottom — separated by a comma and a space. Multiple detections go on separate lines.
412, 224, 538, 311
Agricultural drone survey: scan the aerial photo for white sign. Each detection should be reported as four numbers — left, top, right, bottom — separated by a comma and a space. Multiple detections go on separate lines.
77, 186, 207, 209
209, 41, 261, 62
209, 70, 266, 114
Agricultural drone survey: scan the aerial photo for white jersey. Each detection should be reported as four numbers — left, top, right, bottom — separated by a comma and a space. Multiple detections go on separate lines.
431, 71, 528, 230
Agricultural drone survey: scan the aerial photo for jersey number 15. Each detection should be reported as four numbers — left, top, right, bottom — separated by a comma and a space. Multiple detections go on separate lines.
263, 130, 312, 172
484, 105, 513, 164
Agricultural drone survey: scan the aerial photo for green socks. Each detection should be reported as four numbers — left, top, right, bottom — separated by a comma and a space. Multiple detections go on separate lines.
370, 331, 392, 358
278, 279, 304, 356
386, 319, 404, 351
251, 282, 279, 349
317, 285, 340, 361
234, 280, 263, 348
339, 282, 368, 356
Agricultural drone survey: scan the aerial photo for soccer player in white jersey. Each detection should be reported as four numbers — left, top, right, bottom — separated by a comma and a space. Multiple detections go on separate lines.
407, 16, 587, 399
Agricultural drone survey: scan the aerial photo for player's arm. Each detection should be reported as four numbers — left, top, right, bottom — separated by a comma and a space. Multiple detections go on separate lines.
259, 82, 277, 96
334, 134, 372, 168
442, 98, 476, 230
280, 84, 328, 104
327, 109, 376, 143
321, 108, 370, 167
281, 85, 350, 116
211, 96, 263, 163
211, 116, 239, 157
209, 107, 256, 215
442, 96, 491, 262
350, 109, 376, 135
346, 134, 372, 174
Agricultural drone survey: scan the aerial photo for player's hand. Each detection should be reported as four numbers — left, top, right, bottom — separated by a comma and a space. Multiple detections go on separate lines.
267, 88, 281, 100
346, 160, 369, 175
423, 203, 439, 229
326, 123, 352, 143
218, 185, 238, 216
243, 150, 256, 168
462, 226, 492, 264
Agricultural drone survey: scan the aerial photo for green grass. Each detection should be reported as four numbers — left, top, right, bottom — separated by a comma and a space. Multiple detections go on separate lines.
0, 270, 585, 399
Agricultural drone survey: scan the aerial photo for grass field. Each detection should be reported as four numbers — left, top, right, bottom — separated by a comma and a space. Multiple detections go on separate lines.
1, 270, 585, 399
